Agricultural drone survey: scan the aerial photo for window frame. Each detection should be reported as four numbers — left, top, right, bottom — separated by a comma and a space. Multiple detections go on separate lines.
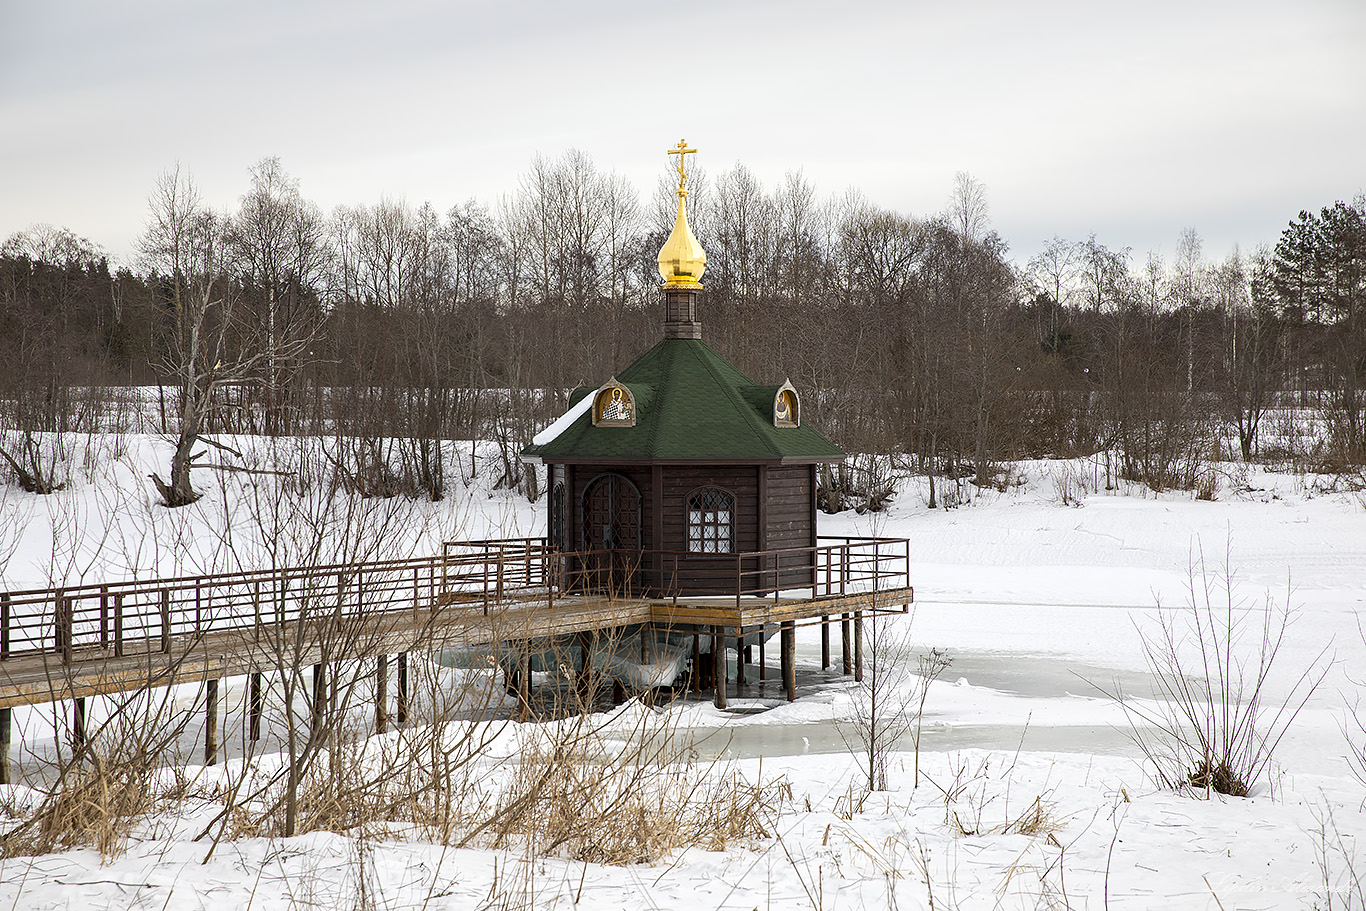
684, 485, 736, 555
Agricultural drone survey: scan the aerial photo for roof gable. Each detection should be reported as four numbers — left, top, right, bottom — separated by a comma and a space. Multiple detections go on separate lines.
523, 338, 845, 463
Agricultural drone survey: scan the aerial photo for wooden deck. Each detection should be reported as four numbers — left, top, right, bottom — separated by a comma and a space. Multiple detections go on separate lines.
0, 536, 912, 779
0, 585, 912, 710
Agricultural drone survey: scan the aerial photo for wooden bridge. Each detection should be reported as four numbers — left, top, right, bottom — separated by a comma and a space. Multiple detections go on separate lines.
0, 536, 912, 782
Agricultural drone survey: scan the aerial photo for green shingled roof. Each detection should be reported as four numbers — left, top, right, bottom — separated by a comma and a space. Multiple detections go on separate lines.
522, 338, 846, 463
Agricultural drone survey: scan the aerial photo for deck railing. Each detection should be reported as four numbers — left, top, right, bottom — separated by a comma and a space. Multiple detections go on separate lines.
1, 536, 909, 662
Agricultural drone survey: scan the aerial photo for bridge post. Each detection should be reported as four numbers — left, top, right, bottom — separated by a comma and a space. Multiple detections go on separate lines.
73, 697, 86, 754
312, 663, 326, 733
205, 677, 219, 766
853, 611, 864, 683
712, 627, 727, 710
841, 613, 852, 675
736, 635, 747, 688
575, 631, 594, 709
821, 616, 830, 669
249, 672, 262, 742
57, 593, 72, 664
1, 593, 9, 659
781, 620, 796, 702
99, 586, 109, 648
376, 654, 388, 734
758, 627, 767, 681
691, 632, 701, 693
397, 652, 408, 724
0, 707, 11, 784
113, 594, 124, 658
516, 643, 532, 721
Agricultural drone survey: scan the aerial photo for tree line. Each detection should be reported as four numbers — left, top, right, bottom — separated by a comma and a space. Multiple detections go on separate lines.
2, 152, 1363, 504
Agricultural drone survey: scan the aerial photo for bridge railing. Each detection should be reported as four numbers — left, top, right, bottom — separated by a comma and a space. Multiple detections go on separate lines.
0, 536, 909, 662
0, 557, 449, 663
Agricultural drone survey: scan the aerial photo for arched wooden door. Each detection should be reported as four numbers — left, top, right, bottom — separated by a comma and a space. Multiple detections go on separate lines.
580, 473, 642, 596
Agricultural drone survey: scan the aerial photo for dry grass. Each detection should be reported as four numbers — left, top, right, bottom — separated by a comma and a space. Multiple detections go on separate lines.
472, 705, 787, 865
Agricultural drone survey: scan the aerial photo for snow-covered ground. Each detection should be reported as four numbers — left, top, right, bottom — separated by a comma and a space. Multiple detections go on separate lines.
2, 440, 1364, 909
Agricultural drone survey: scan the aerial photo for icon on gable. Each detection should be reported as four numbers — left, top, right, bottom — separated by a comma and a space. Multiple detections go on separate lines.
592, 379, 636, 427
774, 380, 800, 428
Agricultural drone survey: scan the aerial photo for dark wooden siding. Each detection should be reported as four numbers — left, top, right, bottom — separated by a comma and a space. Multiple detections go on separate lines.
765, 465, 815, 588
559, 462, 815, 596
765, 466, 812, 550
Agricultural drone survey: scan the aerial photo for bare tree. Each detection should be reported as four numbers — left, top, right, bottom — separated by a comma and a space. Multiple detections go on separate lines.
140, 166, 263, 506
232, 157, 329, 434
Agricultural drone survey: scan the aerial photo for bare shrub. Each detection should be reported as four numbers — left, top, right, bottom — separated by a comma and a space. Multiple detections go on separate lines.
1099, 548, 1330, 797
1313, 799, 1366, 910
1052, 459, 1092, 507
818, 454, 898, 515
0, 429, 69, 493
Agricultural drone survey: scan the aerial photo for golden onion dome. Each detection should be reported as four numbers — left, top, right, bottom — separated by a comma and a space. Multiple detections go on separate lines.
656, 139, 706, 288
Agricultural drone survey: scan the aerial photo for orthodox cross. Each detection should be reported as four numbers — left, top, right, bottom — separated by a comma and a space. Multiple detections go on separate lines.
667, 139, 697, 193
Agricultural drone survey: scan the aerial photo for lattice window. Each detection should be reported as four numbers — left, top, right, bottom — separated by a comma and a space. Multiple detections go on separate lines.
549, 480, 567, 549
687, 487, 735, 554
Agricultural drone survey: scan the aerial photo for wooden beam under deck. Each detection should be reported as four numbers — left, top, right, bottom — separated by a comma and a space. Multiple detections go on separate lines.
647, 586, 914, 629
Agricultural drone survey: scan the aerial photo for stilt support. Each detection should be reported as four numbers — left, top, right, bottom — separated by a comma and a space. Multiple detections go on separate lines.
205, 677, 219, 766
712, 626, 727, 710
781, 620, 796, 702
821, 615, 830, 669
853, 611, 864, 682
249, 672, 262, 743
0, 707, 11, 784
691, 632, 702, 693
516, 643, 532, 721
312, 663, 326, 732
759, 628, 767, 681
841, 613, 852, 675
737, 635, 747, 688
73, 697, 86, 754
397, 652, 409, 724
574, 632, 589, 709
376, 654, 388, 734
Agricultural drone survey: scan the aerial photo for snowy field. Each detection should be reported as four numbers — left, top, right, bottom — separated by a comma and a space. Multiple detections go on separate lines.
1, 436, 1364, 909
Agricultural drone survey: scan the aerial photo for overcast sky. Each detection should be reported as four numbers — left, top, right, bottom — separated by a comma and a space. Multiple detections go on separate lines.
2, 0, 1363, 268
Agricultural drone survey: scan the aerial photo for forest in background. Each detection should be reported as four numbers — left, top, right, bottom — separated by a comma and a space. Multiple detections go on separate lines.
2, 152, 1364, 507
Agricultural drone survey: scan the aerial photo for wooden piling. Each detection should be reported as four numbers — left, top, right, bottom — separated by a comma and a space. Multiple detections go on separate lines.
205, 677, 219, 766
376, 654, 388, 734
0, 707, 11, 784
249, 672, 262, 742
712, 626, 727, 709
853, 611, 864, 682
841, 613, 852, 674
73, 697, 86, 753
397, 652, 409, 724
312, 663, 326, 732
781, 620, 796, 702
821, 615, 830, 669
736, 635, 747, 687
691, 632, 701, 693
579, 631, 598, 708
758, 627, 767, 681
516, 643, 532, 721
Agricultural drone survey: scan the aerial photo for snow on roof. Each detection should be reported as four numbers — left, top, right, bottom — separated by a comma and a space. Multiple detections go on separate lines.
524, 391, 595, 459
